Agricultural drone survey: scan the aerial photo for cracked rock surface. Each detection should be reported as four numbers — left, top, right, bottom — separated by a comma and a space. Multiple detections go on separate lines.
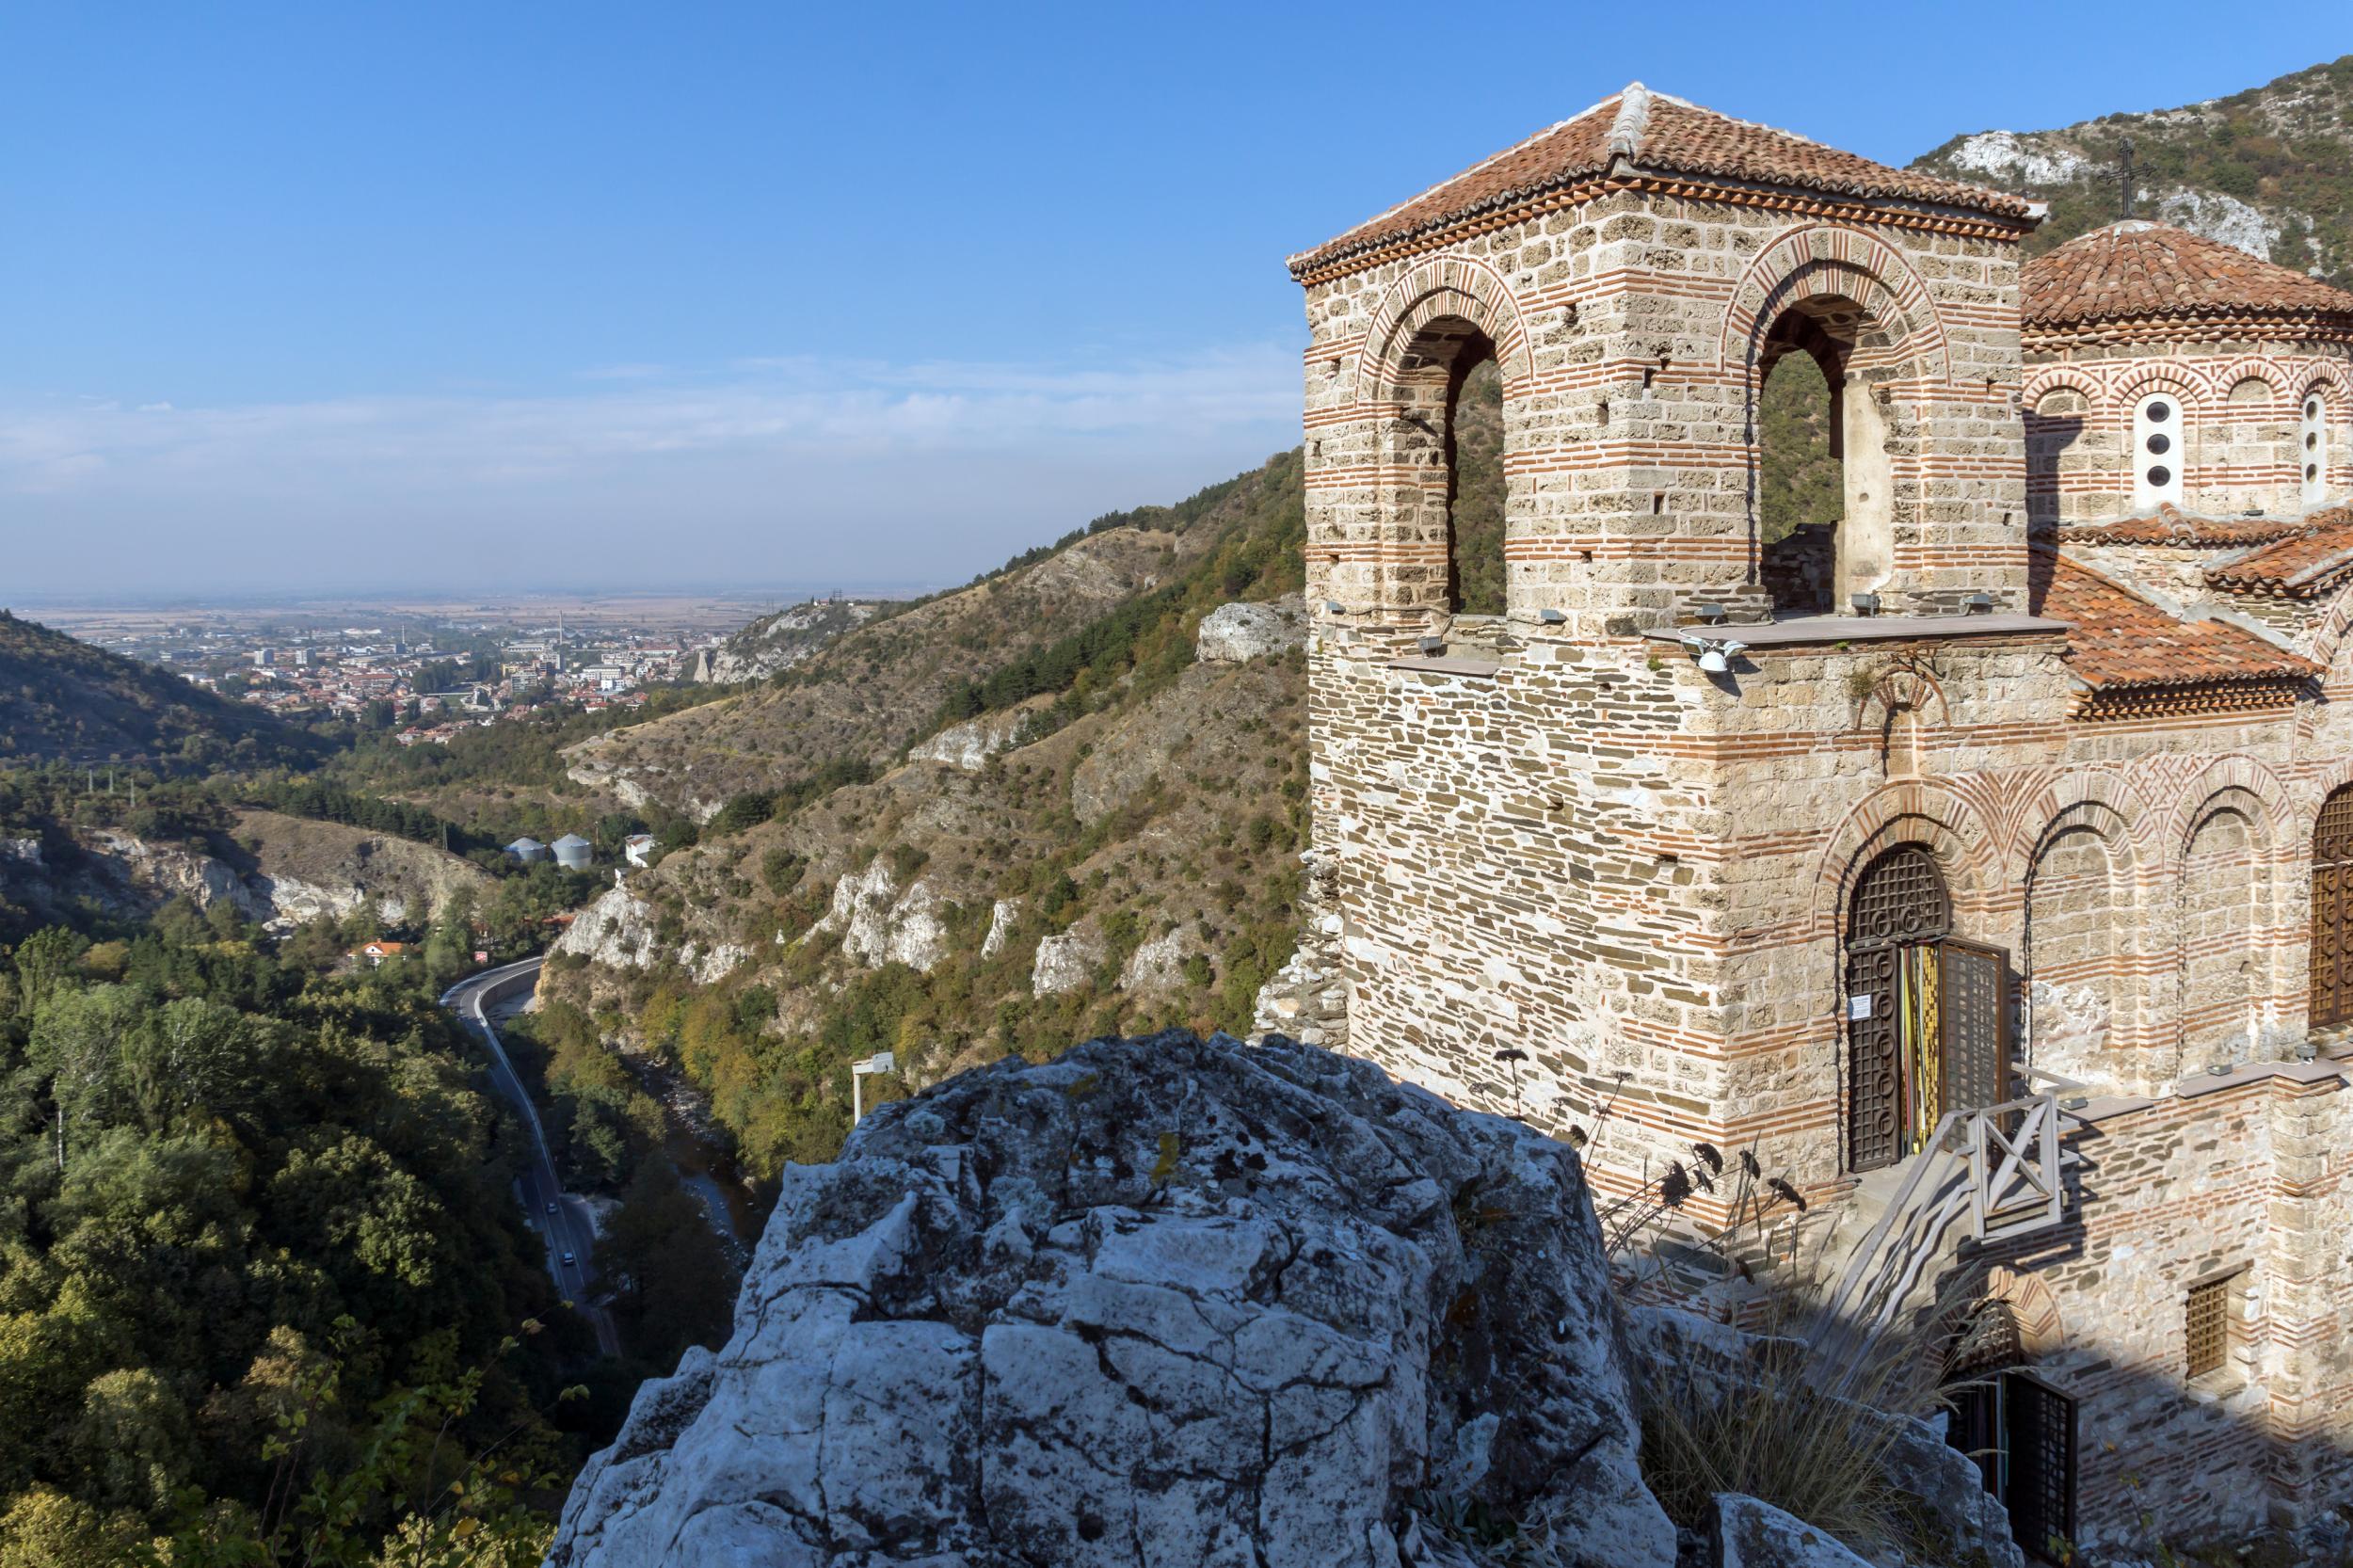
544, 1030, 1674, 1567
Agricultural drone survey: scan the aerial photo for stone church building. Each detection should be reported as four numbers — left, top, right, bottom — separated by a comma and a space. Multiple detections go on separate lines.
1286, 85, 2353, 1559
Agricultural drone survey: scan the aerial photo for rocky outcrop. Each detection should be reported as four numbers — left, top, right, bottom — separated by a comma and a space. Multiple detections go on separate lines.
1030, 925, 1102, 995
84, 830, 264, 921
1196, 595, 1307, 663
979, 897, 1021, 961
698, 599, 883, 685
229, 810, 492, 930
26, 811, 490, 934
1118, 927, 1189, 991
545, 1032, 1676, 1568
908, 702, 1042, 771
555, 886, 665, 969
1712, 1496, 1875, 1568
810, 862, 950, 973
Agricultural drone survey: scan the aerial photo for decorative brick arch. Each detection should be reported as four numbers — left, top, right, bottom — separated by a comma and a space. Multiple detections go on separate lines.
2301, 587, 2353, 689
2023, 366, 2105, 414
2009, 767, 2158, 879
2295, 755, 2353, 837
1809, 778, 2006, 945
2208, 355, 2291, 403
2290, 362, 2353, 406
1718, 223, 1951, 386
1353, 255, 1535, 403
1978, 1265, 2067, 1358
2111, 360, 2206, 411
2153, 757, 2292, 872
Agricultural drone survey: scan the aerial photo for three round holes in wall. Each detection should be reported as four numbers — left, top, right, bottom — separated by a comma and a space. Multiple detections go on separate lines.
2142, 401, 2173, 492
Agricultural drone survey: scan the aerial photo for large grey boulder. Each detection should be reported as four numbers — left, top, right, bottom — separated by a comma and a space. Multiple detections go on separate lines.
1195, 596, 1306, 663
1712, 1495, 1877, 1568
545, 1031, 1675, 1568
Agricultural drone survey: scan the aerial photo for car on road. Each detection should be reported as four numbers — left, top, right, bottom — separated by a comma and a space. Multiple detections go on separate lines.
561, 1251, 576, 1268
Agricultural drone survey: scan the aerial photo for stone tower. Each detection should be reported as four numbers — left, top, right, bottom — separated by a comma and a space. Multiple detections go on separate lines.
1288, 87, 2055, 1200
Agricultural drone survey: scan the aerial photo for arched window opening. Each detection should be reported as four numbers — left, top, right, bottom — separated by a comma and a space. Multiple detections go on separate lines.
1941, 1301, 2076, 1558
1449, 358, 1506, 617
2303, 389, 2332, 508
1754, 295, 1896, 617
2310, 786, 2353, 1029
1390, 317, 1504, 626
2025, 388, 2089, 536
1758, 350, 1840, 614
2133, 392, 2185, 512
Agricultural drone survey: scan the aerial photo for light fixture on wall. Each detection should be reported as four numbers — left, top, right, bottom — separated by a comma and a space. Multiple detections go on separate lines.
1676, 632, 1748, 675
1850, 592, 1881, 616
1691, 602, 1728, 626
1538, 608, 1566, 625
1417, 636, 1446, 656
1965, 592, 1993, 615
1322, 600, 1344, 616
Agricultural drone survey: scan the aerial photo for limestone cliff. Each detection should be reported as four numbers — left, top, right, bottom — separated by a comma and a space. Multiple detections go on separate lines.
3, 808, 490, 932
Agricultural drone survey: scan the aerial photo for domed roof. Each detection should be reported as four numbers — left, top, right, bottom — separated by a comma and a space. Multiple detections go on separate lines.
2022, 220, 2353, 334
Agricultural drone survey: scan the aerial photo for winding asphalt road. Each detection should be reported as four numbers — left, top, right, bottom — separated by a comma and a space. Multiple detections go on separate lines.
441, 958, 622, 1357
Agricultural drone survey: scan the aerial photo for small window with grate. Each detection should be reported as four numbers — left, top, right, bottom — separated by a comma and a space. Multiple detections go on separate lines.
2185, 1275, 2233, 1381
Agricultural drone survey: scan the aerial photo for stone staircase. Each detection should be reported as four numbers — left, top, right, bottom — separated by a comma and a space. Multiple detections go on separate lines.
1808, 1073, 2082, 1395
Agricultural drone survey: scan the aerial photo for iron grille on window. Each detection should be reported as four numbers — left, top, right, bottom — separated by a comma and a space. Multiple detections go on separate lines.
2186, 1277, 2230, 1379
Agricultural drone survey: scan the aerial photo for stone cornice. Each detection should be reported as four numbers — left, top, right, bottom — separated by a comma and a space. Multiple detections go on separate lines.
1289, 171, 2033, 288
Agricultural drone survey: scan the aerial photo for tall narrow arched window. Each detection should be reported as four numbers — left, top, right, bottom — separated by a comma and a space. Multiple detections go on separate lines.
1754, 293, 1895, 616
2303, 388, 2332, 508
1387, 316, 1504, 623
1845, 844, 1951, 1172
2134, 392, 2185, 512
1758, 350, 1840, 614
2025, 387, 2089, 535
1449, 358, 1506, 616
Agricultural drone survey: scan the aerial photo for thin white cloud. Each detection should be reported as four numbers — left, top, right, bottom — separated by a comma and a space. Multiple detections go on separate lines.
0, 345, 1302, 596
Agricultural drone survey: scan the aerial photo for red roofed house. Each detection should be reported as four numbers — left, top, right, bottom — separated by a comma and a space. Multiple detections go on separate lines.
1287, 84, 2353, 1556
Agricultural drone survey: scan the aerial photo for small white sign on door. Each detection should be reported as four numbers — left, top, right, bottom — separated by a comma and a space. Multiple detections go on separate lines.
1846, 993, 1874, 1021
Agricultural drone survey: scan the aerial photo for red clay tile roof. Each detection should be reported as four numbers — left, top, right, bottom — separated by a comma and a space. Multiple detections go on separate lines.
1290, 85, 2033, 278
2056, 504, 2310, 548
2035, 550, 2315, 693
2204, 504, 2353, 599
2022, 222, 2353, 331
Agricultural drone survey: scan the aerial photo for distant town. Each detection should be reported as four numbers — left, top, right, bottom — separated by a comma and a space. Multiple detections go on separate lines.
26, 590, 888, 741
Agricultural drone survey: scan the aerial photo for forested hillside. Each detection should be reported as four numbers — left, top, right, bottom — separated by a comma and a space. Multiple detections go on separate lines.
0, 908, 599, 1564
559, 472, 1280, 821
1913, 54, 2353, 282
0, 612, 324, 772
535, 448, 1308, 1174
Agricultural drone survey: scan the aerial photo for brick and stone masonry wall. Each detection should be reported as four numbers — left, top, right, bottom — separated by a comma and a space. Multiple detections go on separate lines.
1999, 1069, 2353, 1550
2024, 343, 2353, 527
1296, 165, 2353, 1546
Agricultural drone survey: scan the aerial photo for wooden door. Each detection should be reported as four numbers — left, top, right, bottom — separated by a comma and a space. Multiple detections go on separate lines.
2312, 788, 2353, 1028
1938, 937, 2014, 1116
1846, 845, 1950, 1172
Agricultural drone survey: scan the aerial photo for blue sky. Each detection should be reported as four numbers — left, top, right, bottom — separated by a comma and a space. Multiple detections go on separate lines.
4, 3, 2346, 598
